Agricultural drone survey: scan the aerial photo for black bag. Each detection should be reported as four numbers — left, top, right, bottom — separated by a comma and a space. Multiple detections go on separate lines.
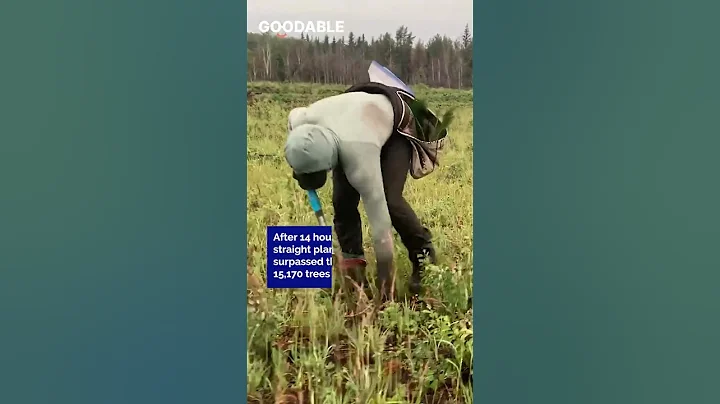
345, 82, 449, 179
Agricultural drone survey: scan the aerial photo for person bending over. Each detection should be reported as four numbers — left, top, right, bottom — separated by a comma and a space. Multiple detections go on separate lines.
284, 84, 447, 299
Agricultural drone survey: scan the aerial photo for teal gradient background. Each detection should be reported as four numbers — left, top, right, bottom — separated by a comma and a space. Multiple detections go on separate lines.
1, 1, 247, 403
3, 0, 720, 403
475, 0, 720, 403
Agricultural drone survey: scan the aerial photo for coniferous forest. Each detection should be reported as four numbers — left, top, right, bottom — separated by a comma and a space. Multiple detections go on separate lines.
247, 24, 473, 89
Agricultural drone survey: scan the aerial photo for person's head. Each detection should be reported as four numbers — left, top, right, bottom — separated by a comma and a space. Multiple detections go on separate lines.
284, 123, 339, 190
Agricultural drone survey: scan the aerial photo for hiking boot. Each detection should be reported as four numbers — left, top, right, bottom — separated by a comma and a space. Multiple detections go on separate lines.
409, 247, 436, 296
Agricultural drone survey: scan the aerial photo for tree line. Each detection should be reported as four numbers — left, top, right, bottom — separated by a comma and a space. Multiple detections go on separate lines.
247, 25, 473, 89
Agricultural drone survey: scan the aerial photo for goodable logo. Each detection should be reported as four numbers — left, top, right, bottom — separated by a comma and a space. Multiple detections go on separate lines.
258, 20, 345, 38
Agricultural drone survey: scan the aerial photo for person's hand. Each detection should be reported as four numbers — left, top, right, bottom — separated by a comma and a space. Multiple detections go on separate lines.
376, 258, 394, 301
292, 170, 327, 191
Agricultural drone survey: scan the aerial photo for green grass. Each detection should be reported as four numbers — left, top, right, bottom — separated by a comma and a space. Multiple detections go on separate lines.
247, 82, 474, 404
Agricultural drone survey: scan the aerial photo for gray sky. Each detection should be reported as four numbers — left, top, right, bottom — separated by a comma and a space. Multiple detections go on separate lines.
247, 0, 473, 42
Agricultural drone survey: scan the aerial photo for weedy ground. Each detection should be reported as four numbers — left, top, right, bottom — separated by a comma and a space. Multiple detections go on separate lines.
247, 82, 473, 404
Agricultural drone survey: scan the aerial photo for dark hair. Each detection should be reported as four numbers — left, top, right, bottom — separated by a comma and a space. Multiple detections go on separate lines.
293, 170, 328, 191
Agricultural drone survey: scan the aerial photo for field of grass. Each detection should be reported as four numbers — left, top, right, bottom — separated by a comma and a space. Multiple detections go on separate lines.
247, 82, 474, 404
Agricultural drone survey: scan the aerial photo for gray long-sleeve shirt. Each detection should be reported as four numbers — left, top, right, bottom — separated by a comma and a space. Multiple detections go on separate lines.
285, 92, 396, 265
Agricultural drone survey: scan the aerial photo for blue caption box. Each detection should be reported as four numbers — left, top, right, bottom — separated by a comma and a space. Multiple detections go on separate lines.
266, 225, 333, 289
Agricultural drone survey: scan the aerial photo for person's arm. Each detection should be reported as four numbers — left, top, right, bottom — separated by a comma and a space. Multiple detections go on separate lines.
342, 149, 395, 292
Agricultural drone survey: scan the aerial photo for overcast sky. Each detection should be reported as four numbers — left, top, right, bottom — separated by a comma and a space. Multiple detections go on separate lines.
247, 0, 473, 42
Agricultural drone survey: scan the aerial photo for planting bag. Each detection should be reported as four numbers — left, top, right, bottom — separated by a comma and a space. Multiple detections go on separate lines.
345, 82, 448, 179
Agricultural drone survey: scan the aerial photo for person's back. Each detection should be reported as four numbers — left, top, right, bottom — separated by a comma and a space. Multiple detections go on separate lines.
288, 92, 395, 148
